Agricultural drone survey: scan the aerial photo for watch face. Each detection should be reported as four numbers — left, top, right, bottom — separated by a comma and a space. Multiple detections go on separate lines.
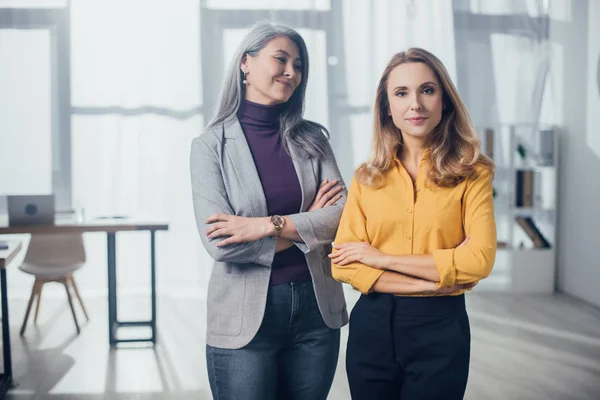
271, 215, 284, 227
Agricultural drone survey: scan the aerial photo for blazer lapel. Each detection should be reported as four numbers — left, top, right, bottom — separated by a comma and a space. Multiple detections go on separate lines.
223, 116, 318, 216
288, 144, 318, 213
223, 118, 268, 218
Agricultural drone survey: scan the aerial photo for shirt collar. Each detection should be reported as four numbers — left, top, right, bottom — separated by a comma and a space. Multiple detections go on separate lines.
393, 147, 431, 164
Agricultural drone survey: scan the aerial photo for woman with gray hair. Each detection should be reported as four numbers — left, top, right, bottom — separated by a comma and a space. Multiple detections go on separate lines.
190, 21, 348, 399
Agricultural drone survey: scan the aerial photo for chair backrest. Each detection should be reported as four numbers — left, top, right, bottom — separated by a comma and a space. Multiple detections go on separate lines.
24, 233, 86, 266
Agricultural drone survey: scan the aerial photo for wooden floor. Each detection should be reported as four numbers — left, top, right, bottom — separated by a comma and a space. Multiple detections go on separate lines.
3, 288, 600, 399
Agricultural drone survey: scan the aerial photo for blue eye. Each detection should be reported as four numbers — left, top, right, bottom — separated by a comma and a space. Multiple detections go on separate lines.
423, 87, 435, 94
395, 91, 407, 97
275, 57, 286, 64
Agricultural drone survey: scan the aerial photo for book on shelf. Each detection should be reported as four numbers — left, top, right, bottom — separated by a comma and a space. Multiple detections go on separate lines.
539, 129, 555, 166
485, 128, 494, 160
515, 216, 551, 249
515, 169, 535, 207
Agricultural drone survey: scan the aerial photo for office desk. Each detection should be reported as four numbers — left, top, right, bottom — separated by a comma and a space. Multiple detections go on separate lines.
0, 241, 22, 397
0, 218, 169, 347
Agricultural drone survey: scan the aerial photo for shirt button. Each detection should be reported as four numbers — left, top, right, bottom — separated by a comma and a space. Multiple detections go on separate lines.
407, 209, 413, 214
416, 188, 421, 192
406, 236, 412, 241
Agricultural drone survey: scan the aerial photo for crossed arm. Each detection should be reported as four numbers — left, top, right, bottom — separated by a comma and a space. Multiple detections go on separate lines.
190, 136, 347, 265
330, 238, 474, 295
330, 171, 496, 295
205, 178, 343, 253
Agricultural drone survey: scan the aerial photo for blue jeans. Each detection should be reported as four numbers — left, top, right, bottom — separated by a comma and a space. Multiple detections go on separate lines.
206, 281, 340, 400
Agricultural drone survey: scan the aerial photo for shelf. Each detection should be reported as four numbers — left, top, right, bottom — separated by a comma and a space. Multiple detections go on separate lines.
494, 207, 555, 222
480, 124, 558, 293
514, 165, 556, 171
497, 247, 554, 252
512, 207, 555, 216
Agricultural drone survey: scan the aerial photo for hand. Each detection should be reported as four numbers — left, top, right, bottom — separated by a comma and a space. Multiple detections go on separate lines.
329, 242, 388, 268
308, 179, 343, 211
431, 281, 478, 295
206, 214, 270, 247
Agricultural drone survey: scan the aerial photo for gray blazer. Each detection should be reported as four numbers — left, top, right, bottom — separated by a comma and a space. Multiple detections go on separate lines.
190, 117, 349, 349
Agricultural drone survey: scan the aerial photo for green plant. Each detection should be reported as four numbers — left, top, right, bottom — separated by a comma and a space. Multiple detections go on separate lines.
517, 144, 527, 159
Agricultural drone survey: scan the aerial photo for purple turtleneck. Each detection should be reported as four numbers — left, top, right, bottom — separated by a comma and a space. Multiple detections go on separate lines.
237, 100, 311, 285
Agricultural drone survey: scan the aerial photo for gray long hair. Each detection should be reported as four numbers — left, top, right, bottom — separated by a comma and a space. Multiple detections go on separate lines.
207, 20, 330, 158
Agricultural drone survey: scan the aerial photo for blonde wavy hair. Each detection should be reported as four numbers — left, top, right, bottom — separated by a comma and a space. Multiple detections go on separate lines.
356, 48, 494, 188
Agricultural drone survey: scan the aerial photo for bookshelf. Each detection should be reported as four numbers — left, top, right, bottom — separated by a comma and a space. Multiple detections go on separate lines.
478, 124, 559, 293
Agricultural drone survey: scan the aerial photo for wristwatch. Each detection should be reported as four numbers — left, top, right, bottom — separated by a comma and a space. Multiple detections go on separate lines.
270, 215, 285, 239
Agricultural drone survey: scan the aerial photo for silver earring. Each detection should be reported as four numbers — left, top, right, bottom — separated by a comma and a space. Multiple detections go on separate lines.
242, 72, 247, 85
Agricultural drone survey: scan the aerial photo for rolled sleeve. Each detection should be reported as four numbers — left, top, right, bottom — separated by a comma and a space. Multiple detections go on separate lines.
350, 266, 386, 294
330, 261, 384, 295
432, 248, 456, 287
287, 139, 347, 253
331, 176, 382, 294
288, 213, 320, 252
432, 167, 497, 286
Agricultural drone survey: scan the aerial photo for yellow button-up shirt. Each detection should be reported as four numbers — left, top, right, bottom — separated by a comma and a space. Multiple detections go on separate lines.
332, 157, 497, 295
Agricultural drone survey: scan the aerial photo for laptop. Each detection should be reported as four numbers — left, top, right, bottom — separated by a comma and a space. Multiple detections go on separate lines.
7, 195, 55, 226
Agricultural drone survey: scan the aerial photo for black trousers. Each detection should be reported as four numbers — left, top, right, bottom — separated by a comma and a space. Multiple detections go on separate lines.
346, 293, 471, 400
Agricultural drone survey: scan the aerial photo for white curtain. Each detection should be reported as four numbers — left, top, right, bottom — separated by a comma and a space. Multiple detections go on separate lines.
454, 0, 552, 126
1, 1, 555, 294
69, 0, 206, 294
65, 0, 456, 294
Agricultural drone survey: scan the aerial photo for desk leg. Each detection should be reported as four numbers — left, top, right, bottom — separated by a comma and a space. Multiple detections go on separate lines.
107, 232, 117, 346
150, 230, 157, 343
0, 269, 14, 395
106, 230, 157, 346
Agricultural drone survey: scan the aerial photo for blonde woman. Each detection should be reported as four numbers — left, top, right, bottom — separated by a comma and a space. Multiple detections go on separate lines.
330, 48, 496, 400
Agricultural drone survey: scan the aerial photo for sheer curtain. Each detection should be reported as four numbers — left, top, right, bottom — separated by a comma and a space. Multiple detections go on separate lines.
70, 0, 207, 295
1, 1, 554, 295
453, 0, 552, 126
66, 0, 456, 295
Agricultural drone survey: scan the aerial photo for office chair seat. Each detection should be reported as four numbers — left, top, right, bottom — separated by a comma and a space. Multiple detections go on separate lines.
19, 262, 84, 280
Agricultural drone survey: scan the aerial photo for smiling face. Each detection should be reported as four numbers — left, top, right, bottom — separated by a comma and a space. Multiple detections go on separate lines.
386, 61, 444, 143
241, 36, 303, 105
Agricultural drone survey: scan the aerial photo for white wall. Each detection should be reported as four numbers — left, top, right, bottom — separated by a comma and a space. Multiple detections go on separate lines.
553, 0, 600, 307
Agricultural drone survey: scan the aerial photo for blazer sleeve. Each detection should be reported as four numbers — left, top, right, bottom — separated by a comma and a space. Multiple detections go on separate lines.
330, 176, 384, 294
190, 135, 277, 266
432, 167, 497, 286
287, 140, 348, 253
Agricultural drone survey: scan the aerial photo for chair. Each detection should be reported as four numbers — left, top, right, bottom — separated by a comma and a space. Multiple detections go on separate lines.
19, 233, 89, 335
